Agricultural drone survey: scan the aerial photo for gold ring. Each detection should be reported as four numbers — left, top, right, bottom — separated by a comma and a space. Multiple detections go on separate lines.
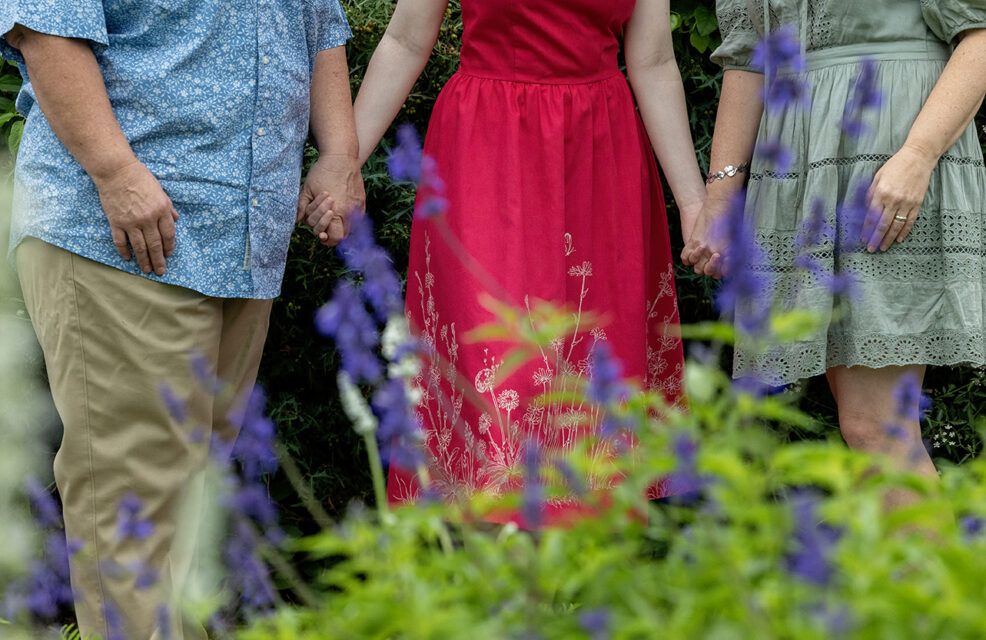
894, 215, 907, 222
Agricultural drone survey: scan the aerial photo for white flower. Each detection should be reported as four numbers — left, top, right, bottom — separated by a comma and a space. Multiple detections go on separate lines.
337, 372, 377, 435
381, 315, 410, 361
532, 367, 554, 386
475, 367, 496, 393
497, 389, 520, 412
478, 414, 492, 434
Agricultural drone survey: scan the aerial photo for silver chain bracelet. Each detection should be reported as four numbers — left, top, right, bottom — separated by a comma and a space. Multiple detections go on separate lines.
706, 163, 749, 184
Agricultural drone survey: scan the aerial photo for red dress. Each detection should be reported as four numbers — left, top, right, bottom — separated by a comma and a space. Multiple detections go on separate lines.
390, 0, 685, 521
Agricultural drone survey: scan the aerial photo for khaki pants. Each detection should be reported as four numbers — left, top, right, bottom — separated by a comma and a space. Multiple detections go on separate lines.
17, 238, 273, 640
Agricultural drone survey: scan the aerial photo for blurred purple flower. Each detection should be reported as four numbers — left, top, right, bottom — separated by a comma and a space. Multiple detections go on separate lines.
842, 58, 883, 137
961, 515, 985, 539
133, 562, 160, 591
795, 198, 832, 251
224, 519, 277, 615
9, 532, 79, 620
337, 214, 405, 321
554, 459, 586, 497
228, 386, 279, 482
387, 124, 424, 183
372, 378, 425, 469
316, 281, 384, 384
117, 493, 154, 541
521, 440, 544, 529
157, 604, 173, 640
820, 271, 861, 300
190, 352, 224, 395
836, 180, 877, 252
752, 25, 806, 74
756, 138, 794, 173
711, 192, 770, 335
666, 434, 711, 504
387, 124, 449, 220
159, 383, 188, 424
753, 26, 810, 113
25, 478, 62, 530
104, 601, 127, 640
892, 372, 932, 422
225, 484, 279, 531
786, 490, 842, 586
587, 342, 628, 405
578, 607, 611, 640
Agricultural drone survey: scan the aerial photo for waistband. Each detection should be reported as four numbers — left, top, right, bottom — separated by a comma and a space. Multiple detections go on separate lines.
803, 40, 950, 71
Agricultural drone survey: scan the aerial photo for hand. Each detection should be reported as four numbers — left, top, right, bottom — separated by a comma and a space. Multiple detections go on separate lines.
297, 153, 365, 247
862, 144, 936, 253
681, 196, 731, 279
93, 160, 179, 276
678, 198, 704, 247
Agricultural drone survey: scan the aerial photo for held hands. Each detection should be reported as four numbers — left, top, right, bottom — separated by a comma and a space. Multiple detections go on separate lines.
862, 144, 936, 253
298, 153, 366, 247
93, 160, 178, 276
681, 196, 730, 280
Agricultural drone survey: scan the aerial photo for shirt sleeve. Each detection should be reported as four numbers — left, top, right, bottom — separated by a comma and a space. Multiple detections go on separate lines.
314, 0, 353, 51
921, 0, 986, 46
1, 0, 108, 64
710, 0, 761, 72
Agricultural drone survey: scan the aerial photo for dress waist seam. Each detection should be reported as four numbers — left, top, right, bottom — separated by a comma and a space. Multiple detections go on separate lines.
802, 40, 950, 71
453, 69, 625, 87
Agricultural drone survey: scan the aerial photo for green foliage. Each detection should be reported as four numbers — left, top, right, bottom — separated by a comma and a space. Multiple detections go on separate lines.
238, 303, 986, 639
0, 59, 24, 158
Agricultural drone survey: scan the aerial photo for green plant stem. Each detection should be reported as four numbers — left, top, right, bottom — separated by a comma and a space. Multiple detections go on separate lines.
363, 432, 389, 516
276, 442, 336, 529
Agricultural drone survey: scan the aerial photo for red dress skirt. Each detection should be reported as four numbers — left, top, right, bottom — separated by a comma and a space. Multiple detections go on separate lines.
389, 0, 685, 523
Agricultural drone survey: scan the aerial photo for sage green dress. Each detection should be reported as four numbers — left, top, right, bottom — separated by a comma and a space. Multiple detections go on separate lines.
712, 0, 986, 384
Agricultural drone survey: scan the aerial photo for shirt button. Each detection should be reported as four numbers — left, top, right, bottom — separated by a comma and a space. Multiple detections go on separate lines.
261, 55, 270, 65
257, 127, 266, 136
252, 197, 259, 207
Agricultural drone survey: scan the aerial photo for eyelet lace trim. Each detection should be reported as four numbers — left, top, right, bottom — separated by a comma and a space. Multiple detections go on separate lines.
735, 331, 986, 385
750, 154, 985, 181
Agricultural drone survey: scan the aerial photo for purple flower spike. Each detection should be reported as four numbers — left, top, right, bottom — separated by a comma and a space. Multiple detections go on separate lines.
711, 192, 771, 335
842, 58, 883, 137
786, 490, 842, 586
116, 493, 154, 541
892, 372, 932, 423
189, 352, 224, 395
554, 459, 586, 497
159, 383, 188, 424
578, 607, 611, 640
316, 281, 384, 384
961, 515, 985, 539
521, 440, 545, 529
25, 478, 62, 530
133, 563, 160, 591
337, 214, 405, 321
387, 124, 424, 183
372, 378, 424, 469
228, 386, 279, 482
104, 601, 127, 640
752, 26, 810, 113
587, 342, 629, 406
836, 179, 878, 252
756, 138, 794, 173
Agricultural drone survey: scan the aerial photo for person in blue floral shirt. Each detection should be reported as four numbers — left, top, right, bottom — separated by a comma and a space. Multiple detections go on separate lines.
1, 0, 363, 636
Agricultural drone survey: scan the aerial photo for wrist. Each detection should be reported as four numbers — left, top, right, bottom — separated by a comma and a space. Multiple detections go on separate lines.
89, 152, 141, 189
900, 139, 941, 167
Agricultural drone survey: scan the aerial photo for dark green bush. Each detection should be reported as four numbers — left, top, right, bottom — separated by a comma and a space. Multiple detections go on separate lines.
1, 1, 985, 531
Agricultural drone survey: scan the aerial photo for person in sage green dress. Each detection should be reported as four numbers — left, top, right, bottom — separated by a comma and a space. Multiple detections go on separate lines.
683, 0, 986, 505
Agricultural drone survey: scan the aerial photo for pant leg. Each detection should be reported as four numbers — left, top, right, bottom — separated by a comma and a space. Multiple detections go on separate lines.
16, 238, 249, 640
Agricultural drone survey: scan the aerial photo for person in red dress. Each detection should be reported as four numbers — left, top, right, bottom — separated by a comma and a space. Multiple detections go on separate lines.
348, 0, 706, 520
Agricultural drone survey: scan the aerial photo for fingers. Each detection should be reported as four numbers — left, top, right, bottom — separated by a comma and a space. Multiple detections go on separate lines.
142, 222, 168, 275
704, 252, 724, 280
128, 227, 152, 274
878, 209, 908, 252
159, 211, 177, 259
894, 205, 919, 244
325, 215, 347, 247
111, 225, 132, 261
297, 186, 313, 225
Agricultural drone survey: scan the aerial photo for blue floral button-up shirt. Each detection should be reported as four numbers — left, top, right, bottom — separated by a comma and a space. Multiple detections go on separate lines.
1, 0, 351, 299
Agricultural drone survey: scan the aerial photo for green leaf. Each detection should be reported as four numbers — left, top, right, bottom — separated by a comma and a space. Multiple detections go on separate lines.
689, 30, 711, 53
694, 5, 719, 36
670, 12, 683, 32
8, 118, 23, 156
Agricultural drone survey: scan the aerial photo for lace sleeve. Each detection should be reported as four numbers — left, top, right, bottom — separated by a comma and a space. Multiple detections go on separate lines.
711, 0, 762, 71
